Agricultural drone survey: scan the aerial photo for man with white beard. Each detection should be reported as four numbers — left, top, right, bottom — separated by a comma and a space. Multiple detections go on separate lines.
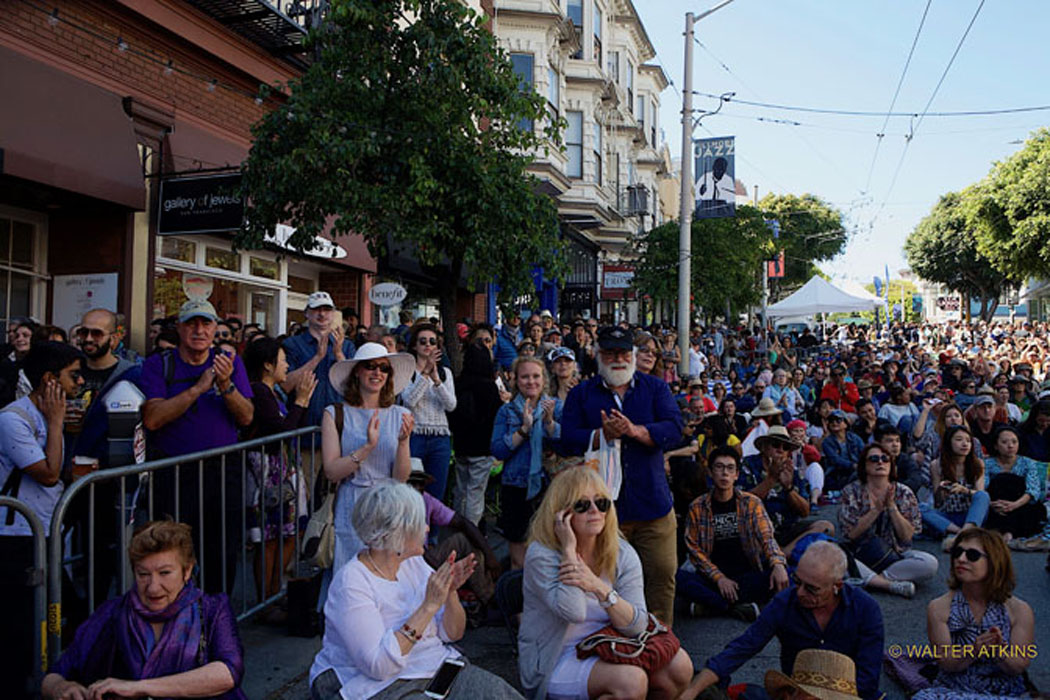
561, 326, 685, 625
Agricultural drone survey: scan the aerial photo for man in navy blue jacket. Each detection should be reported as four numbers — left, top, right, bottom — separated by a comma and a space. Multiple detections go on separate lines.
561, 326, 684, 625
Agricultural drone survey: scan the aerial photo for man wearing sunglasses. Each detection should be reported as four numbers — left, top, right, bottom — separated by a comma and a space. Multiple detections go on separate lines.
680, 541, 884, 700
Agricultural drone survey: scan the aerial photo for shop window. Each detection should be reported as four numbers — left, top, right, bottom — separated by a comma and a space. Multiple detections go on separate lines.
250, 256, 279, 280
161, 237, 196, 263
10, 221, 33, 269
205, 247, 241, 272
288, 275, 315, 295
0, 215, 42, 331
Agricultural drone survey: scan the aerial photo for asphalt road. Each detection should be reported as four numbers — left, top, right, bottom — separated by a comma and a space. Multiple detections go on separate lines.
248, 538, 1050, 698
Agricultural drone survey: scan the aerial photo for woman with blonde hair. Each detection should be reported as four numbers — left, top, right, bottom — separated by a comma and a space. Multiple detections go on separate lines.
519, 467, 693, 700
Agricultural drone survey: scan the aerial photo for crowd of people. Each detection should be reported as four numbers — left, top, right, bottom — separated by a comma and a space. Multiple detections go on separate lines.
1, 295, 1048, 699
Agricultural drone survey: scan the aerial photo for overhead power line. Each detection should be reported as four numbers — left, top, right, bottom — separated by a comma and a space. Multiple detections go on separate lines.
690, 91, 1048, 119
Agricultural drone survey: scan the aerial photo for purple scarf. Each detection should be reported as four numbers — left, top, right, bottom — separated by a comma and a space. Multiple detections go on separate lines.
114, 580, 203, 680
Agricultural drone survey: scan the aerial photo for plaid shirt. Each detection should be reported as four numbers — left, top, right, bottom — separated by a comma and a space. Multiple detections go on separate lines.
684, 489, 787, 582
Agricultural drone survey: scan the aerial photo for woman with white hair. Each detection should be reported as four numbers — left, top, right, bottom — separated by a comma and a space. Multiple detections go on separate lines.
310, 481, 522, 699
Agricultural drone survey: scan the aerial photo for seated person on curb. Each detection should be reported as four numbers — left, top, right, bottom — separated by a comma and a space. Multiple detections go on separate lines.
820, 410, 864, 490
913, 528, 1034, 700
679, 541, 884, 700
677, 447, 789, 622
406, 464, 501, 610
519, 466, 693, 700
310, 480, 520, 700
786, 419, 823, 506
42, 521, 246, 700
739, 426, 835, 558
875, 424, 927, 497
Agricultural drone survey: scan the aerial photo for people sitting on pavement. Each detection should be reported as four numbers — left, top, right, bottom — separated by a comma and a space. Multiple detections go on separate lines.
820, 409, 865, 490
875, 423, 927, 498
561, 326, 684, 625
786, 420, 823, 505
42, 521, 246, 700
678, 447, 789, 621
967, 394, 1007, 456
913, 528, 1034, 700
309, 480, 521, 700
491, 356, 563, 570
1016, 399, 1050, 461
679, 541, 884, 700
519, 465, 693, 700
820, 364, 859, 415
851, 397, 878, 444
739, 426, 835, 558
839, 443, 939, 587
914, 401, 966, 466
981, 425, 1048, 542
322, 343, 415, 576
923, 425, 989, 549
763, 649, 864, 700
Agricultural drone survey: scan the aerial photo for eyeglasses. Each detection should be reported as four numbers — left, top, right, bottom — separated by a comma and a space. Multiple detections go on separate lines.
75, 327, 107, 340
360, 361, 392, 374
417, 337, 439, 346
215, 331, 232, 339
866, 454, 891, 463
710, 462, 737, 473
950, 546, 985, 562
791, 573, 827, 596
572, 497, 611, 514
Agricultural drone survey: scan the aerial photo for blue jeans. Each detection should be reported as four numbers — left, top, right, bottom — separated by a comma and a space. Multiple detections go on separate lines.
920, 490, 991, 536
675, 564, 772, 612
411, 433, 453, 500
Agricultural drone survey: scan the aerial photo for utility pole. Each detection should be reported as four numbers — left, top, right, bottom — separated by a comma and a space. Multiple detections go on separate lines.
677, 0, 736, 377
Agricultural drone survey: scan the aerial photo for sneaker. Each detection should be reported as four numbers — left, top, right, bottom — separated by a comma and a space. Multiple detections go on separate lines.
729, 602, 760, 622
688, 601, 712, 618
888, 581, 915, 598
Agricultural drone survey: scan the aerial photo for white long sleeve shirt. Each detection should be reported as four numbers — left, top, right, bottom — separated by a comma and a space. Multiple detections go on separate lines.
400, 368, 457, 435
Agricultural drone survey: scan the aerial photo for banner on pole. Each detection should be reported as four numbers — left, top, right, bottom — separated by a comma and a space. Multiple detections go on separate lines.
694, 136, 735, 219
766, 253, 785, 278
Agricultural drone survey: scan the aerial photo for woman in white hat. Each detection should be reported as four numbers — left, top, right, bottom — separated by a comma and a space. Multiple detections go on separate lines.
323, 343, 417, 573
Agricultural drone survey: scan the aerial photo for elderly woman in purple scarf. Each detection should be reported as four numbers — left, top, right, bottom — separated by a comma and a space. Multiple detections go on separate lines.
41, 521, 245, 700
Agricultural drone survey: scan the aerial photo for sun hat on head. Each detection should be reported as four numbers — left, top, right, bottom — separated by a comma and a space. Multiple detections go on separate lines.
407, 459, 435, 488
328, 342, 416, 395
754, 425, 799, 451
750, 397, 782, 418
765, 649, 861, 700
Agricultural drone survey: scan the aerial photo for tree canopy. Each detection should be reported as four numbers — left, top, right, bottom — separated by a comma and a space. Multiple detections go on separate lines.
757, 193, 848, 295
237, 0, 567, 326
904, 188, 1008, 322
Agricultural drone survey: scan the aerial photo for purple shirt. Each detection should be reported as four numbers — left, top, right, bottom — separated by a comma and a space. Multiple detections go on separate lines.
139, 349, 252, 457
423, 491, 455, 527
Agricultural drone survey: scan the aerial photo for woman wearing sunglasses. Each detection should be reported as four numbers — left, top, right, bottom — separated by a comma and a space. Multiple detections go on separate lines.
323, 343, 417, 576
401, 324, 457, 500
839, 443, 938, 587
520, 466, 693, 700
913, 528, 1033, 700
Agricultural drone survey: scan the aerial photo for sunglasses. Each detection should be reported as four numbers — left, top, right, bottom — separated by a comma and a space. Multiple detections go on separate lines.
75, 327, 107, 340
791, 573, 826, 596
417, 337, 440, 346
950, 546, 985, 562
360, 361, 392, 374
867, 454, 891, 463
769, 442, 792, 451
572, 497, 611, 514
216, 331, 232, 339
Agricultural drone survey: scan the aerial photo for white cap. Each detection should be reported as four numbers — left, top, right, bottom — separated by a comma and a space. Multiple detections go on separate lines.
306, 291, 335, 309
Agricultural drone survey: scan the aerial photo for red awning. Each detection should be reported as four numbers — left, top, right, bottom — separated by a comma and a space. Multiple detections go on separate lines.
0, 46, 145, 210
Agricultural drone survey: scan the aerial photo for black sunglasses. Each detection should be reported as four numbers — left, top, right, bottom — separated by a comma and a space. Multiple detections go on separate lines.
75, 327, 107, 340
417, 337, 440, 346
950, 546, 985, 562
572, 497, 611, 514
360, 361, 392, 374
867, 454, 891, 463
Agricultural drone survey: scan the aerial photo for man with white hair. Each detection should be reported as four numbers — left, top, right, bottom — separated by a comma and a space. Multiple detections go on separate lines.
561, 326, 684, 625
680, 541, 884, 700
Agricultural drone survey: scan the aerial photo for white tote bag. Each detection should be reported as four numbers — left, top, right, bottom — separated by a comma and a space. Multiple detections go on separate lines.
583, 429, 622, 500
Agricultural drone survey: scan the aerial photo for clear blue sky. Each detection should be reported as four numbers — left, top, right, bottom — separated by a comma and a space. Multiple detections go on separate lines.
635, 0, 1049, 284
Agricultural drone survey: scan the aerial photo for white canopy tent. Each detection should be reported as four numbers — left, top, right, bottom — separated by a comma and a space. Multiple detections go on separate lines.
769, 276, 885, 318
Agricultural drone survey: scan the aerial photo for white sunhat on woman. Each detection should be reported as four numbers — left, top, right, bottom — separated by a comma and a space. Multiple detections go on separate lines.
328, 342, 416, 396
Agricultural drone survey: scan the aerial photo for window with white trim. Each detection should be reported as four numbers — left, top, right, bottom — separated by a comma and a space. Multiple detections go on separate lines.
566, 111, 583, 178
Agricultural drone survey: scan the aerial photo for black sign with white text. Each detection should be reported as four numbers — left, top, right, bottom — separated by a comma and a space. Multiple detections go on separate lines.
158, 173, 243, 235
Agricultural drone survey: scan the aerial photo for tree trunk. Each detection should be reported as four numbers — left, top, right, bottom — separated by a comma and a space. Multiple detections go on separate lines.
439, 257, 464, 375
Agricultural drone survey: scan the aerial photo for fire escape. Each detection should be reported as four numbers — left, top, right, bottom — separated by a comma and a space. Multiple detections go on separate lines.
184, 0, 327, 69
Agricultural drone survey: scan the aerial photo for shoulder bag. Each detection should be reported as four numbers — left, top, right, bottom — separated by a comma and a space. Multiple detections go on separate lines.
575, 613, 680, 672
301, 403, 343, 569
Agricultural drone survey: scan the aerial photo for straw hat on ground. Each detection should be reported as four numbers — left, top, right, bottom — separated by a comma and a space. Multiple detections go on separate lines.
764, 649, 861, 700
328, 342, 416, 396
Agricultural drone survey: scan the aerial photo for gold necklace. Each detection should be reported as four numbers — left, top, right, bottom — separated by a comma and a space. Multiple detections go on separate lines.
365, 550, 394, 580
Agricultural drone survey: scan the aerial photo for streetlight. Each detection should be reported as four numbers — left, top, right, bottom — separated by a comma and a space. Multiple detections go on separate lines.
677, 0, 737, 377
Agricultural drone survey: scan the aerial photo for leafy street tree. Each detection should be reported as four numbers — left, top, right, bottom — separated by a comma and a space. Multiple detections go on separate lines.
757, 193, 848, 297
633, 205, 774, 323
863, 279, 921, 324
237, 0, 567, 356
905, 189, 1009, 322
970, 128, 1050, 281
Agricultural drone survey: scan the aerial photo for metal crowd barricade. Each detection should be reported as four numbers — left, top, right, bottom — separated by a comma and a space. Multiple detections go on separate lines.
0, 496, 47, 689
46, 426, 320, 664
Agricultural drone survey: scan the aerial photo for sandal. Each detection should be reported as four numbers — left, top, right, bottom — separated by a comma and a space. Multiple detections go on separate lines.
1007, 537, 1050, 552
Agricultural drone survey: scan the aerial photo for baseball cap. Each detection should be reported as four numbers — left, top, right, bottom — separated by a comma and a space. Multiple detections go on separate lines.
178, 299, 218, 324
973, 395, 994, 407
547, 346, 576, 363
828, 409, 848, 421
306, 291, 335, 309
596, 326, 633, 351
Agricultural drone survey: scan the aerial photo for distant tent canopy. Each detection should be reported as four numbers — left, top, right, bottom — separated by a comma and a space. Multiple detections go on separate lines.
769, 276, 885, 318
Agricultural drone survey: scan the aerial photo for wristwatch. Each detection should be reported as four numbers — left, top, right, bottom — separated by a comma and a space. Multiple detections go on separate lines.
599, 589, 619, 609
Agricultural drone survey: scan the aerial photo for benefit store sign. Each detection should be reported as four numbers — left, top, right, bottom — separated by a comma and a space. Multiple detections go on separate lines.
158, 173, 244, 235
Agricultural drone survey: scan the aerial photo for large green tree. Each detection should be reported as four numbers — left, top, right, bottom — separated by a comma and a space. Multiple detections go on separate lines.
633, 205, 773, 322
757, 193, 848, 299
237, 0, 566, 354
970, 128, 1050, 280
905, 189, 1008, 322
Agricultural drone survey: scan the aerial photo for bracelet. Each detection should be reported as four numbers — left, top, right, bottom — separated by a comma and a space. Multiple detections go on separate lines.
400, 623, 423, 642
349, 451, 362, 466
220, 383, 236, 396
517, 427, 529, 438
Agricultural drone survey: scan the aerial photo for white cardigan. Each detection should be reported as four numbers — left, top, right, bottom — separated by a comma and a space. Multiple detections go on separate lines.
400, 368, 457, 436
